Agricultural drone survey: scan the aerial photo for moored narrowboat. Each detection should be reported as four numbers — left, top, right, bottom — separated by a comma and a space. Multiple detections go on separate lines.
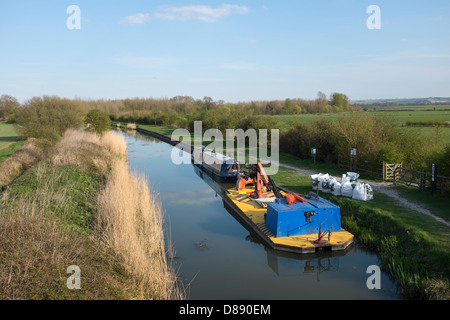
192, 146, 244, 182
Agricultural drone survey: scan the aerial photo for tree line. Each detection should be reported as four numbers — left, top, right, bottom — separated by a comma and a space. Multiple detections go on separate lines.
1, 91, 352, 138
2, 93, 447, 177
280, 112, 449, 177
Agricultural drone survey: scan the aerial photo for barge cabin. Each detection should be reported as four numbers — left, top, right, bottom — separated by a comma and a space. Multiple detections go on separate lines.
192, 146, 243, 182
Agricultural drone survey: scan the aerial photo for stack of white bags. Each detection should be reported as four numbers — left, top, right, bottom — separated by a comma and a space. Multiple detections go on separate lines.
310, 172, 373, 201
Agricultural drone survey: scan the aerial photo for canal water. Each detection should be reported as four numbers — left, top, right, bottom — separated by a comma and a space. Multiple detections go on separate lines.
122, 131, 401, 300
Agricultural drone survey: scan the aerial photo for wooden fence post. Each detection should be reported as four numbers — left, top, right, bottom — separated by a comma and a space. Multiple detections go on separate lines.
393, 165, 397, 185
419, 171, 425, 189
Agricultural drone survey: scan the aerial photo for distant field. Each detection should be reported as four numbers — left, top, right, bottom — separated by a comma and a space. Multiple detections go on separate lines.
365, 104, 450, 111
0, 122, 19, 148
386, 110, 450, 124
273, 108, 450, 142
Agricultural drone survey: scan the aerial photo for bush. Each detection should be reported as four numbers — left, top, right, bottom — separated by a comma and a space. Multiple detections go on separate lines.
279, 111, 448, 173
85, 109, 111, 134
15, 96, 84, 142
280, 119, 337, 163
0, 94, 19, 121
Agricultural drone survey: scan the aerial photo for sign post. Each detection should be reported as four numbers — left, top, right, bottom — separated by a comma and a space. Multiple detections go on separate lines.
432, 163, 437, 197
311, 148, 316, 164
350, 148, 357, 171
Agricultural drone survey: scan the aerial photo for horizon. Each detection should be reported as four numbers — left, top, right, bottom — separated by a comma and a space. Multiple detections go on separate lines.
1, 1, 449, 104
8, 94, 450, 106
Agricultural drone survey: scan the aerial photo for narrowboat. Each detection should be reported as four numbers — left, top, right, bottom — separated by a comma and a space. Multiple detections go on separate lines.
192, 146, 244, 182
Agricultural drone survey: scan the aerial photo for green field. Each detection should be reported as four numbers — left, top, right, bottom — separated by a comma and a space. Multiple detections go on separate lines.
366, 104, 450, 111
0, 122, 19, 148
274, 109, 450, 142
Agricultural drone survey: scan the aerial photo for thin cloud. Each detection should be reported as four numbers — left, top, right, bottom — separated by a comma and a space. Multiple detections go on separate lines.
119, 13, 150, 25
155, 4, 249, 22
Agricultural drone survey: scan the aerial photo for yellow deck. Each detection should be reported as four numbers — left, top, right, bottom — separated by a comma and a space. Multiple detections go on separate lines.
225, 187, 354, 254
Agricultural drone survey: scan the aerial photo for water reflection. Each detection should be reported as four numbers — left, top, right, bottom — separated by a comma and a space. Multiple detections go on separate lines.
192, 163, 226, 197
265, 247, 346, 278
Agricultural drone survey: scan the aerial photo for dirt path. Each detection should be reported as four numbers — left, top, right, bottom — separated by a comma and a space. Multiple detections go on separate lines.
259, 159, 450, 227
0, 141, 17, 151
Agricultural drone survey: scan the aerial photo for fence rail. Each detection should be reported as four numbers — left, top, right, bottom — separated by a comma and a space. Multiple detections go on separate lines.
385, 163, 450, 194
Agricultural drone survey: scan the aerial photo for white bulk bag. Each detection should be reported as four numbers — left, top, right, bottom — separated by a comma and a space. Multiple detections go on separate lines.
341, 181, 356, 197
321, 175, 332, 193
352, 183, 374, 201
346, 172, 360, 182
318, 173, 329, 191
311, 174, 321, 191
330, 178, 342, 196
341, 173, 349, 185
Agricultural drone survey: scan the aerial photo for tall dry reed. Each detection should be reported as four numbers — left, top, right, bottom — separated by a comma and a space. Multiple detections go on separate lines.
96, 158, 183, 299
126, 123, 137, 130
100, 131, 127, 159
50, 129, 112, 176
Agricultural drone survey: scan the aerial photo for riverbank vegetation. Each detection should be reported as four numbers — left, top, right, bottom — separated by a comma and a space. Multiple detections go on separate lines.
0, 122, 183, 298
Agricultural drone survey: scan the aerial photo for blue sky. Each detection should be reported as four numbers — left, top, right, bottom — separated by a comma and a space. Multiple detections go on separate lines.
0, 0, 449, 103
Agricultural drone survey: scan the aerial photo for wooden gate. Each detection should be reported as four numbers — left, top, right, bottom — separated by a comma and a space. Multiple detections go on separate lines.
383, 162, 402, 182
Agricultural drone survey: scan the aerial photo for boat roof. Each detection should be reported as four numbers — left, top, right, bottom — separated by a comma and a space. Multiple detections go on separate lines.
194, 146, 238, 163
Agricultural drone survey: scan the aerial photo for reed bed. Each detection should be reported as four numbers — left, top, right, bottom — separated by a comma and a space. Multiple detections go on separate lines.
96, 158, 183, 299
126, 123, 137, 130
100, 131, 128, 159
50, 129, 112, 176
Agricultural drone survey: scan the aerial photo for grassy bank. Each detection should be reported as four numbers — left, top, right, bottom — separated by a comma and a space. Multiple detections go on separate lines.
271, 166, 450, 299
0, 129, 183, 299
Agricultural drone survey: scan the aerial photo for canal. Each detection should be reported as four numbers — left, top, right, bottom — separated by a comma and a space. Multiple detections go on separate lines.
122, 130, 401, 300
